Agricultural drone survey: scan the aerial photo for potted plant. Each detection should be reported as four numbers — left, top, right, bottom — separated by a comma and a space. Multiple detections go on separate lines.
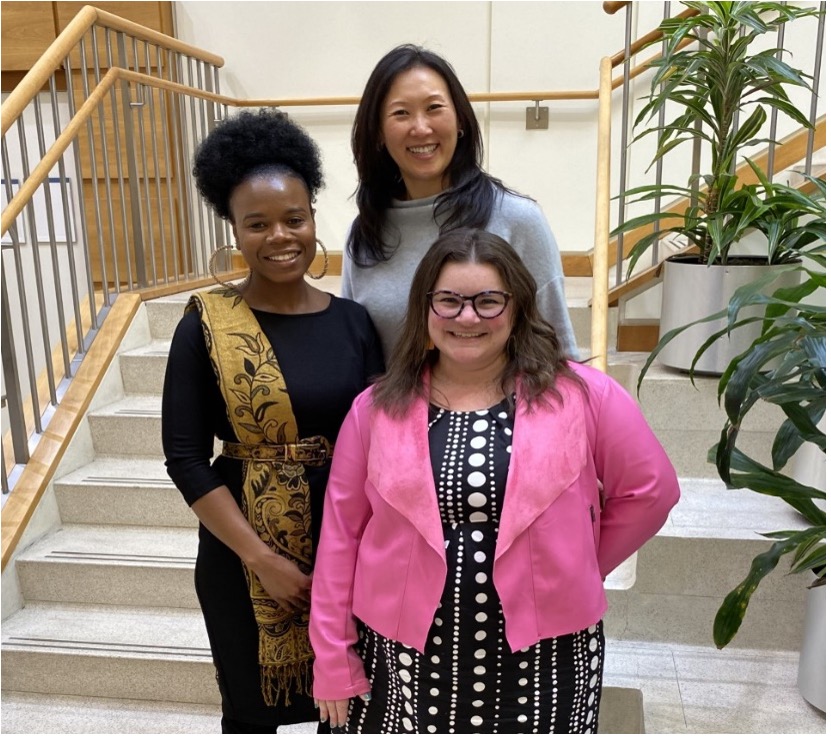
709, 253, 825, 709
612, 0, 820, 372
637, 174, 825, 707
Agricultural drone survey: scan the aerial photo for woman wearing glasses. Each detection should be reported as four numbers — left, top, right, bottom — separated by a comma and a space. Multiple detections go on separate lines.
309, 229, 679, 733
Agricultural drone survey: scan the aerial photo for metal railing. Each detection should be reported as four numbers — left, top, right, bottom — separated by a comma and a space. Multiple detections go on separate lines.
1, 7, 226, 494
606, 0, 826, 296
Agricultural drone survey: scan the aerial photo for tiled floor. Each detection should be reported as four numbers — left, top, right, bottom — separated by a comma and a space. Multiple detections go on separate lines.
2, 639, 824, 734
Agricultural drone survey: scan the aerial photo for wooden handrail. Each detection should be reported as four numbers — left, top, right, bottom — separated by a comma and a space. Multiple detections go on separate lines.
603, 1, 630, 14
591, 57, 614, 372
1, 292, 142, 572
609, 8, 699, 69
1, 4, 224, 136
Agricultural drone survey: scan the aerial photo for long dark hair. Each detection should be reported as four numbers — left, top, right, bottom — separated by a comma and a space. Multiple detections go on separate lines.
372, 229, 580, 415
348, 45, 512, 266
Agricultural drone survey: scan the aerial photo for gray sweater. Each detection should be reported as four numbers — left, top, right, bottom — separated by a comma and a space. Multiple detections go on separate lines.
342, 189, 578, 361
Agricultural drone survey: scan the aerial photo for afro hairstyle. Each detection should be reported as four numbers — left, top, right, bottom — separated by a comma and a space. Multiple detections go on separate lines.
192, 108, 324, 221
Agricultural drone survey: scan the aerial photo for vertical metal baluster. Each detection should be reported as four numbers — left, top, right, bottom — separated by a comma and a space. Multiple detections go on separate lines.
173, 51, 195, 278
146, 44, 169, 284
213, 64, 232, 249
767, 5, 788, 180
79, 32, 111, 309
690, 27, 704, 251
33, 92, 71, 380
158, 46, 180, 280
133, 38, 157, 287
651, 1, 672, 266
17, 121, 58, 407
203, 63, 224, 253
2, 143, 40, 437
3, 261, 31, 462
804, 2, 825, 179
615, 2, 634, 285
49, 73, 84, 355
64, 51, 99, 331
188, 57, 207, 276
105, 29, 134, 290
91, 26, 122, 295
116, 31, 147, 287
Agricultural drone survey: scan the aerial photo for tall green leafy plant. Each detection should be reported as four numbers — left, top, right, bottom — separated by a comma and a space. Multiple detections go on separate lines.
710, 258, 825, 647
613, 1, 818, 271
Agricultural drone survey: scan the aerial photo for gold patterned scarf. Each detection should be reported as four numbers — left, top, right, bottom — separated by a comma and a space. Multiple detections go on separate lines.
186, 287, 328, 705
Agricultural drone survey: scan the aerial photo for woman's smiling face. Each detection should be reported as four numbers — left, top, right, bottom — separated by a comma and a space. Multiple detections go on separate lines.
380, 66, 459, 200
428, 261, 514, 374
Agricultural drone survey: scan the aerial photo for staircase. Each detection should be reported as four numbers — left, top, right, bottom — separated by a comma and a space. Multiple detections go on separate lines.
1, 281, 825, 734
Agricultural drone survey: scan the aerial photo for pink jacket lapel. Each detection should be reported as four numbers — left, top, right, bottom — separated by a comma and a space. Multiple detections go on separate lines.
367, 397, 446, 558
496, 378, 587, 557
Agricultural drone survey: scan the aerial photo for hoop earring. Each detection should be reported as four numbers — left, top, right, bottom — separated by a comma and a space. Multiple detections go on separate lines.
209, 244, 249, 291
457, 129, 464, 139
307, 239, 329, 280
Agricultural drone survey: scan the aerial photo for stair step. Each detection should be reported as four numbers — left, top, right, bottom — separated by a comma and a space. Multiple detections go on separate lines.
15, 525, 198, 608
1, 602, 214, 704
0, 692, 222, 734
87, 396, 163, 457
145, 294, 190, 341
54, 456, 195, 528
604, 478, 812, 650
120, 340, 172, 395
633, 360, 782, 478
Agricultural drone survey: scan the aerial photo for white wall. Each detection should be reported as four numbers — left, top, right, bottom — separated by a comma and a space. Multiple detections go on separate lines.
172, 0, 825, 260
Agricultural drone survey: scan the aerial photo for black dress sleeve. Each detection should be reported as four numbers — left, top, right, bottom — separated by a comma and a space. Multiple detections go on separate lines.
161, 310, 229, 505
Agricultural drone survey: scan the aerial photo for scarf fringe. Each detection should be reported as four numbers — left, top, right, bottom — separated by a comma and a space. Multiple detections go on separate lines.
261, 659, 313, 706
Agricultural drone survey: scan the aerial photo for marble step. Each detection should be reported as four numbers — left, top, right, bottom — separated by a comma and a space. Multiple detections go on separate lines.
87, 395, 163, 457
606, 477, 813, 651
1, 631, 822, 734
15, 524, 198, 608
119, 341, 174, 396
54, 456, 196, 528
0, 602, 215, 705
633, 359, 782, 478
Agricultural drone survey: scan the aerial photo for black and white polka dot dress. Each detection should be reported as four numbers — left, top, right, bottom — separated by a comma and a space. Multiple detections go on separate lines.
339, 398, 605, 734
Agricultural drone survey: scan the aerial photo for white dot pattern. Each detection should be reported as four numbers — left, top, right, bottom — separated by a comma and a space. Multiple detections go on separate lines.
340, 397, 604, 734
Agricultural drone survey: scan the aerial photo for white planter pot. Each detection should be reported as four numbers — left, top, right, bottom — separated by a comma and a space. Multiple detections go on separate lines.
797, 582, 826, 711
658, 256, 801, 374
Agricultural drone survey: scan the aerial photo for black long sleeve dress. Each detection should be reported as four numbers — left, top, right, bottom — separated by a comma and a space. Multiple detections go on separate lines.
162, 295, 384, 728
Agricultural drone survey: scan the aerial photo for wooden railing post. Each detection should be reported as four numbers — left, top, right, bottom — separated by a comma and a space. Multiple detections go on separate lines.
591, 57, 613, 373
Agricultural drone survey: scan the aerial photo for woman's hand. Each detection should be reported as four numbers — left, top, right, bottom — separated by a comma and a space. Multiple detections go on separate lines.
318, 698, 351, 729
251, 551, 312, 613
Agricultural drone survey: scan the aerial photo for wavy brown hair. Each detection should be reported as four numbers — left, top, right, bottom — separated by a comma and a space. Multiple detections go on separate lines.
372, 229, 582, 415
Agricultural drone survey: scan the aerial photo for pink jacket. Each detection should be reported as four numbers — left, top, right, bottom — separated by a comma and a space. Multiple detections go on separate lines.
310, 363, 679, 700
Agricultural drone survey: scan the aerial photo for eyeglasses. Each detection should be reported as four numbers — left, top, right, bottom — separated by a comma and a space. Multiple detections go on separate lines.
427, 290, 513, 319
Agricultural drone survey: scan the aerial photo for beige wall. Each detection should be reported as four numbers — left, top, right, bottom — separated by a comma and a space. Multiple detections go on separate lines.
173, 1, 825, 257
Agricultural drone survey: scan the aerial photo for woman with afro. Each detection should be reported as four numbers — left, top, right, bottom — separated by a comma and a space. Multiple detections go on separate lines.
162, 109, 383, 733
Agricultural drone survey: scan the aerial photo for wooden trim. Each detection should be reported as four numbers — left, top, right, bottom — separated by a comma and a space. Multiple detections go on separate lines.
1, 292, 142, 572
562, 252, 593, 277
590, 57, 613, 373
603, 1, 630, 15
617, 320, 660, 352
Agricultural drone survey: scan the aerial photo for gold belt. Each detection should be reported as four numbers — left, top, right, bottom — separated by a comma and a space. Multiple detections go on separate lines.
221, 437, 333, 466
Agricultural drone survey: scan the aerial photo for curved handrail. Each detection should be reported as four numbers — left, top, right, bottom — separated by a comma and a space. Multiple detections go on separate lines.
603, 2, 630, 15
1, 4, 224, 136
